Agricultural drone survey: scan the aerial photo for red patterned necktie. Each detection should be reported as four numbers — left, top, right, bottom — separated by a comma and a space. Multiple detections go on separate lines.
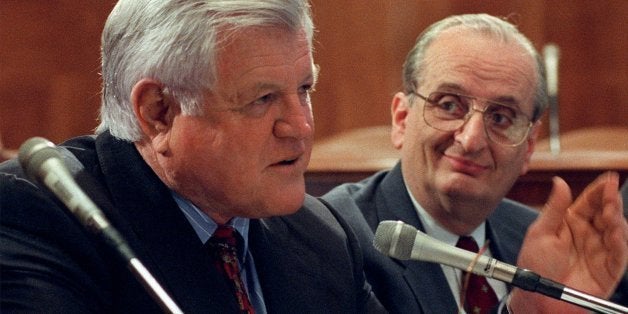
456, 236, 498, 314
206, 225, 255, 314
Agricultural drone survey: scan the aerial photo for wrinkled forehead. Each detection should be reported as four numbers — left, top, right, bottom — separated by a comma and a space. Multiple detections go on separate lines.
206, 26, 315, 106
420, 27, 538, 113
215, 26, 314, 81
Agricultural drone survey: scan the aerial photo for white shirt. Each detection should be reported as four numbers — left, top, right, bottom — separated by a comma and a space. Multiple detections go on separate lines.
405, 184, 508, 313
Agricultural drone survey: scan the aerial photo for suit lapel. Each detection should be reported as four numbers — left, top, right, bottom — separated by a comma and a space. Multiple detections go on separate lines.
486, 217, 517, 264
403, 261, 459, 313
375, 163, 459, 313
249, 195, 365, 313
248, 210, 327, 313
94, 133, 238, 312
487, 200, 537, 265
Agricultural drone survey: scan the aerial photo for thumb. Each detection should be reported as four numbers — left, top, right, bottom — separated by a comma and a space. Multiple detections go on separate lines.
537, 176, 573, 233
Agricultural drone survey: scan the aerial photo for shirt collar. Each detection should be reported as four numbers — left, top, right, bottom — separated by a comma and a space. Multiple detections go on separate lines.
171, 191, 251, 254
404, 181, 486, 247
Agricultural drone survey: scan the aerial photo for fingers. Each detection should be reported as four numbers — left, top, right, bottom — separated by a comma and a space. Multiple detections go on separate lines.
604, 222, 628, 279
570, 172, 619, 219
596, 172, 621, 230
599, 173, 628, 278
537, 176, 573, 234
564, 172, 627, 295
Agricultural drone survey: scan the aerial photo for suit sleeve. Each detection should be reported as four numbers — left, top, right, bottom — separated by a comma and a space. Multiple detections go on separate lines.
0, 173, 112, 313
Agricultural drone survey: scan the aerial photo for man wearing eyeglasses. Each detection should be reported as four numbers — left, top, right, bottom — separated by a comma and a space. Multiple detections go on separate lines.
322, 13, 627, 313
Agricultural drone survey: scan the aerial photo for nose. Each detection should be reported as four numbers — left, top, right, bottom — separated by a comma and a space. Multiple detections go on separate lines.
273, 95, 313, 140
454, 109, 489, 152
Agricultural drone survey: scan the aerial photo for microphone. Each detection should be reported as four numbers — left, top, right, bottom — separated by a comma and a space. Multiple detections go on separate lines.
18, 137, 183, 314
19, 137, 124, 247
373, 220, 628, 314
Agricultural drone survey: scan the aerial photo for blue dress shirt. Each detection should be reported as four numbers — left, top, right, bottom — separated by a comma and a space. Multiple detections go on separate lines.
171, 192, 267, 313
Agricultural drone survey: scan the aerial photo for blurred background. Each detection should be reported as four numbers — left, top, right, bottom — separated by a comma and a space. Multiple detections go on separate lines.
1, 1, 627, 147
1, 1, 626, 204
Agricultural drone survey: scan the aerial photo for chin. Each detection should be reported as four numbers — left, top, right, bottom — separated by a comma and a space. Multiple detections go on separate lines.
284, 188, 306, 211
259, 202, 302, 218
263, 186, 306, 217
438, 175, 484, 196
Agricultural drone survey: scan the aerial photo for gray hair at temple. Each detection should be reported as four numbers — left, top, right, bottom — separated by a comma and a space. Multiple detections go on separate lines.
97, 0, 314, 141
402, 13, 548, 122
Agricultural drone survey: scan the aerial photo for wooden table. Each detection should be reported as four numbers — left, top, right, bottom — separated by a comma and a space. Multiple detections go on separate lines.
306, 126, 628, 208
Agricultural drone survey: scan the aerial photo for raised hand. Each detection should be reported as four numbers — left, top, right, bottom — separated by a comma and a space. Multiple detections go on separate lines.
510, 172, 628, 313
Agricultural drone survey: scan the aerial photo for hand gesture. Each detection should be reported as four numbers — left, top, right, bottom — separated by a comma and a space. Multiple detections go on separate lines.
510, 172, 628, 313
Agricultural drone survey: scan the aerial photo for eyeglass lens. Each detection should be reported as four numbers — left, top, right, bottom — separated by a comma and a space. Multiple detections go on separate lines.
421, 92, 530, 146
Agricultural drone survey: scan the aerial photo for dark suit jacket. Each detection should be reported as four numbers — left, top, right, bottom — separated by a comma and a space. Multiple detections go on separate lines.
321, 163, 538, 314
0, 132, 384, 313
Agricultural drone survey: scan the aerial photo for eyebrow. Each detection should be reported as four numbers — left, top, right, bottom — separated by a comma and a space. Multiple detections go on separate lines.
236, 72, 316, 103
435, 83, 522, 107
257, 72, 315, 92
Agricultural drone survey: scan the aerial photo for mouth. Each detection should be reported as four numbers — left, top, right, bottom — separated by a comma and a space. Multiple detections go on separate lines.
275, 158, 298, 166
444, 155, 488, 176
271, 153, 303, 167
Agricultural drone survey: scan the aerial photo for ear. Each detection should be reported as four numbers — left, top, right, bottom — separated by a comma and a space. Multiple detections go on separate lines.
131, 79, 178, 153
520, 121, 541, 175
390, 92, 411, 149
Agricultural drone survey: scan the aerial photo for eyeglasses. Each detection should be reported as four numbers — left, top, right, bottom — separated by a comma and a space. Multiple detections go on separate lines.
412, 91, 533, 147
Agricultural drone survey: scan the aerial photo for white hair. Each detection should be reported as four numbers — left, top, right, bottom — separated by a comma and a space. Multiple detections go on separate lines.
97, 0, 314, 141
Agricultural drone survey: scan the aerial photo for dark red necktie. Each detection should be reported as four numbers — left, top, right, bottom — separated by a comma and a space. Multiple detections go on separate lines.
456, 236, 498, 314
206, 225, 255, 314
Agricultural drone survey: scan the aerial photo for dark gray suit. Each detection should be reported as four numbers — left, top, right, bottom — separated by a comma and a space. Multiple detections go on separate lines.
0, 132, 384, 313
321, 163, 539, 314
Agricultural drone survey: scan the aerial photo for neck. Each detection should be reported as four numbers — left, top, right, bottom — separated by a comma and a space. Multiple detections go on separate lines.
418, 190, 496, 236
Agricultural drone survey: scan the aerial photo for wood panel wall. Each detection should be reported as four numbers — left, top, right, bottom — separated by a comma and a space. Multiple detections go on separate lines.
309, 0, 628, 140
1, 1, 626, 150
0, 1, 114, 149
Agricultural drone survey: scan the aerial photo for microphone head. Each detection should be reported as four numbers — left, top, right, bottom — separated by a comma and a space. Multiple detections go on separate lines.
373, 220, 417, 260
18, 137, 61, 182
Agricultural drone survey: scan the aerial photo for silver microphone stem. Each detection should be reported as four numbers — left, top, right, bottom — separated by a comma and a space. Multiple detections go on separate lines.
562, 287, 627, 314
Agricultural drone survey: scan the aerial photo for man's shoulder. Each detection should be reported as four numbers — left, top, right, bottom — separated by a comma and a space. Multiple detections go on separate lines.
321, 165, 408, 228
253, 194, 385, 313
260, 194, 369, 253
254, 194, 360, 273
58, 134, 99, 167
274, 194, 348, 235
322, 168, 393, 207
0, 135, 99, 175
